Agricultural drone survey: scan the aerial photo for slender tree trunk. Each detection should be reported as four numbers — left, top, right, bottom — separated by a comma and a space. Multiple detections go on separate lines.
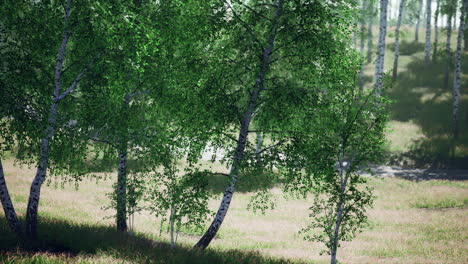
25, 103, 59, 238
367, 1, 374, 63
353, 24, 358, 49
424, 0, 432, 64
255, 132, 263, 165
452, 0, 467, 140
433, 0, 440, 62
330, 152, 349, 264
330, 200, 345, 264
393, 0, 405, 80
444, 4, 454, 89
359, 0, 368, 90
0, 159, 22, 236
25, 0, 89, 238
464, 21, 468, 51
415, 0, 424, 42
464, 10, 468, 51
116, 147, 128, 231
194, 0, 284, 249
170, 205, 175, 249
374, 0, 389, 95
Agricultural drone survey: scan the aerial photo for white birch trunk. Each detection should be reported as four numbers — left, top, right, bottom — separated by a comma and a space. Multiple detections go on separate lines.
25, 0, 94, 238
330, 150, 349, 264
393, 0, 405, 80
415, 0, 424, 42
374, 0, 389, 95
0, 159, 22, 236
359, 0, 368, 90
116, 148, 128, 231
433, 0, 440, 62
452, 0, 467, 140
444, 5, 454, 89
194, 0, 284, 249
424, 0, 432, 64
367, 1, 374, 63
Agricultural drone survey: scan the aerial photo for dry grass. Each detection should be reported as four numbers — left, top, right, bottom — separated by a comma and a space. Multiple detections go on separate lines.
1, 159, 467, 264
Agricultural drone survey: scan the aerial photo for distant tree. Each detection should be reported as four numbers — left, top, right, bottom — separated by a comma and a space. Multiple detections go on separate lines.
452, 0, 467, 140
359, 0, 369, 90
443, 0, 457, 89
415, 0, 424, 41
393, 0, 406, 80
433, 0, 441, 61
424, 0, 432, 64
375, 0, 389, 94
367, 0, 376, 63
147, 155, 212, 249
298, 87, 389, 264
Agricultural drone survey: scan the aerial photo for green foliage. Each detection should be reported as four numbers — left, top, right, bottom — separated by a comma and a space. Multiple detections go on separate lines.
146, 161, 213, 242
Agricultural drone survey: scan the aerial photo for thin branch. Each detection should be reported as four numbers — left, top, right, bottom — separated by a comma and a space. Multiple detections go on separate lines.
125, 90, 150, 103
205, 172, 231, 178
54, 0, 72, 98
224, 0, 262, 47
256, 139, 288, 155
269, 54, 301, 64
240, 3, 273, 22
89, 136, 116, 148
56, 53, 101, 101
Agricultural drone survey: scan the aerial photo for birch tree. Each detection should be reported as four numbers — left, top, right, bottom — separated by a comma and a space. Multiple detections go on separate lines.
452, 0, 467, 140
193, 0, 358, 249
375, 0, 389, 94
415, 0, 424, 41
298, 87, 388, 264
367, 0, 376, 63
359, 0, 369, 90
393, 0, 406, 80
0, 0, 111, 239
424, 0, 433, 64
443, 0, 456, 89
433, 0, 441, 61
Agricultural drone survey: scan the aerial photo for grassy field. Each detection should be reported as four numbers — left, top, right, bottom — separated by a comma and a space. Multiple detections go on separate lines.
1, 26, 468, 264
1, 158, 468, 264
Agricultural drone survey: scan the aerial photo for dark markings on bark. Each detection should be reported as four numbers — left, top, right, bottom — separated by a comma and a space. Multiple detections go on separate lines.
444, 1, 454, 89
194, 0, 284, 249
374, 0, 388, 95
393, 0, 405, 80
452, 0, 467, 140
0, 159, 22, 236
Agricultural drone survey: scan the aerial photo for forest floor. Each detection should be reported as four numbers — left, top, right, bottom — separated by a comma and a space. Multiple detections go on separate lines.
1, 27, 468, 264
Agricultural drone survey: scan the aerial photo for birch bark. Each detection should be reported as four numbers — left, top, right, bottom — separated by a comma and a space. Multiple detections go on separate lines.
444, 3, 454, 89
415, 0, 424, 42
424, 0, 432, 64
374, 0, 389, 95
194, 0, 284, 249
0, 159, 22, 236
452, 0, 467, 140
359, 0, 368, 90
367, 1, 374, 63
393, 0, 405, 80
433, 0, 440, 62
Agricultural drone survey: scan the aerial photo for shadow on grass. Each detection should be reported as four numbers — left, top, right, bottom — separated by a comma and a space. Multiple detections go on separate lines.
387, 41, 426, 56
385, 52, 468, 169
206, 170, 277, 194
0, 217, 296, 264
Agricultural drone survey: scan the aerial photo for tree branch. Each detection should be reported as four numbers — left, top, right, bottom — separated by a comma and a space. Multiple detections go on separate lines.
256, 139, 288, 155
224, 0, 262, 47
